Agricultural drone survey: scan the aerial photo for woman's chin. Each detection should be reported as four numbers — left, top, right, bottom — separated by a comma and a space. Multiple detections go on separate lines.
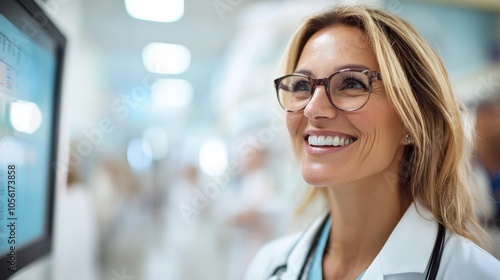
300, 164, 343, 187
301, 173, 341, 187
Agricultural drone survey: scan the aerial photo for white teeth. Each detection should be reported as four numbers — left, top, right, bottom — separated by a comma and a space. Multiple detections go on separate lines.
332, 136, 340, 146
308, 135, 317, 145
308, 135, 355, 147
318, 136, 325, 145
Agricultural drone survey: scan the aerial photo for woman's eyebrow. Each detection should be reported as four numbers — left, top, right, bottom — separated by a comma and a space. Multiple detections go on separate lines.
294, 64, 372, 76
333, 63, 371, 71
294, 69, 313, 76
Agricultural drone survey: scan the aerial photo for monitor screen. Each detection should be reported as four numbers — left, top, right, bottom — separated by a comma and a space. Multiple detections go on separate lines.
0, 0, 65, 278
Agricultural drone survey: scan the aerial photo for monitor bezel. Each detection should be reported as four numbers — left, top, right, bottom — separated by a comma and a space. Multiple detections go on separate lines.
0, 0, 65, 278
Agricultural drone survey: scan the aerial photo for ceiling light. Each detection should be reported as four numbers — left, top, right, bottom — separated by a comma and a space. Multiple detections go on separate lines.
142, 43, 191, 74
199, 139, 228, 176
124, 0, 184, 23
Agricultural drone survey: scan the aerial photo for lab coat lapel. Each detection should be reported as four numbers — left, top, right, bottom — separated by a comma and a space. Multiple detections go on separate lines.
362, 202, 438, 278
281, 211, 329, 280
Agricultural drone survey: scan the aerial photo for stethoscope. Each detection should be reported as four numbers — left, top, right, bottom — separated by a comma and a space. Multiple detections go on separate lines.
271, 214, 446, 280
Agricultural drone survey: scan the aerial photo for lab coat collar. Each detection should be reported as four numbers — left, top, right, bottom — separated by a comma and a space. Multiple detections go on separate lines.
363, 202, 438, 277
281, 211, 330, 279
282, 202, 437, 279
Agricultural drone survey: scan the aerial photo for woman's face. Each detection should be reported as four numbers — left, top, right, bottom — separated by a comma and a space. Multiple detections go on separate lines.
287, 24, 407, 187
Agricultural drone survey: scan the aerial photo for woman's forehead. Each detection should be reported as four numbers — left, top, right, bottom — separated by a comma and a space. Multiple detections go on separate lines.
296, 25, 379, 75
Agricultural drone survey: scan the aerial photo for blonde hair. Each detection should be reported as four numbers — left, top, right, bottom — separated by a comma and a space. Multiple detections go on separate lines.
282, 6, 485, 246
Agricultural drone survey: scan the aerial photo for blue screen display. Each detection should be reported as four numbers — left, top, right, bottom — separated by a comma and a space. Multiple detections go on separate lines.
0, 12, 57, 254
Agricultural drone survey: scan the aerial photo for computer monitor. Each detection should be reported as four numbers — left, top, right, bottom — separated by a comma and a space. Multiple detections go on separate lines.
0, 0, 65, 278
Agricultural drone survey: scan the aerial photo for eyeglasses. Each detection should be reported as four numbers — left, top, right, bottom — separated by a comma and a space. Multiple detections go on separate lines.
274, 68, 382, 112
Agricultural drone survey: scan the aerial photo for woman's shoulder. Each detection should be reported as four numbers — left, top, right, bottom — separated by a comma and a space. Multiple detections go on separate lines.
439, 230, 500, 279
244, 231, 302, 280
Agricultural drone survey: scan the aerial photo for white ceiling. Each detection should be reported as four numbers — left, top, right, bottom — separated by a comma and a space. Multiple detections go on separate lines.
79, 0, 246, 113
76, 0, 499, 93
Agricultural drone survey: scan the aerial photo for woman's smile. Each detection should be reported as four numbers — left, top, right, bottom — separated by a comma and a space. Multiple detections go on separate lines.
304, 130, 358, 155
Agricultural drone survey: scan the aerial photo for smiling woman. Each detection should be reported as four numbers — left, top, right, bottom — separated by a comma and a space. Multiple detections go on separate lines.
245, 5, 500, 280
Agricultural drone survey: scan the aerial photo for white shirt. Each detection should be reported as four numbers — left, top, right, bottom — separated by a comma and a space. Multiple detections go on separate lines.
245, 202, 500, 279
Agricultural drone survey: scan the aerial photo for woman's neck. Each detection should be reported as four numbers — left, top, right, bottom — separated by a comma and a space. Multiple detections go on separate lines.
322, 174, 411, 280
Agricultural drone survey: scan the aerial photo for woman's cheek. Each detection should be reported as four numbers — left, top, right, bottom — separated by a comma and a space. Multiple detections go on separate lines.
286, 113, 305, 152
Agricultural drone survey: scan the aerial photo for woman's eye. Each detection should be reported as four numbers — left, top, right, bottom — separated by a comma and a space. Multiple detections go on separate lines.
291, 80, 311, 92
342, 78, 367, 90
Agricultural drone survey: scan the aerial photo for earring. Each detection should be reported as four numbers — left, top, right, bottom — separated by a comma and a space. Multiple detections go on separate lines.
405, 134, 414, 145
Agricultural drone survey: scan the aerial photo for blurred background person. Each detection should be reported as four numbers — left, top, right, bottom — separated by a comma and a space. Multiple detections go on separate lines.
153, 162, 225, 280
222, 146, 287, 280
472, 93, 500, 258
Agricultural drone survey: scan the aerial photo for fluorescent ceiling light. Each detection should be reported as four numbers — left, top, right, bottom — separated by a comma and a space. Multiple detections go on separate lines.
143, 43, 191, 74
199, 139, 228, 176
152, 78, 193, 107
124, 0, 184, 23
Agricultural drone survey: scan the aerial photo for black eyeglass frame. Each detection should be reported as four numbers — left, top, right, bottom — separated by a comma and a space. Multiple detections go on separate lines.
274, 68, 382, 112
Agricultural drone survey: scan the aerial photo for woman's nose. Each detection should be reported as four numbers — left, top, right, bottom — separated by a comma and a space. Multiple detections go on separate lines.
303, 85, 338, 120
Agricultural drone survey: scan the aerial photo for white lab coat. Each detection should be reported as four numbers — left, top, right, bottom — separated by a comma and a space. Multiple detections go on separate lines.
245, 202, 500, 279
